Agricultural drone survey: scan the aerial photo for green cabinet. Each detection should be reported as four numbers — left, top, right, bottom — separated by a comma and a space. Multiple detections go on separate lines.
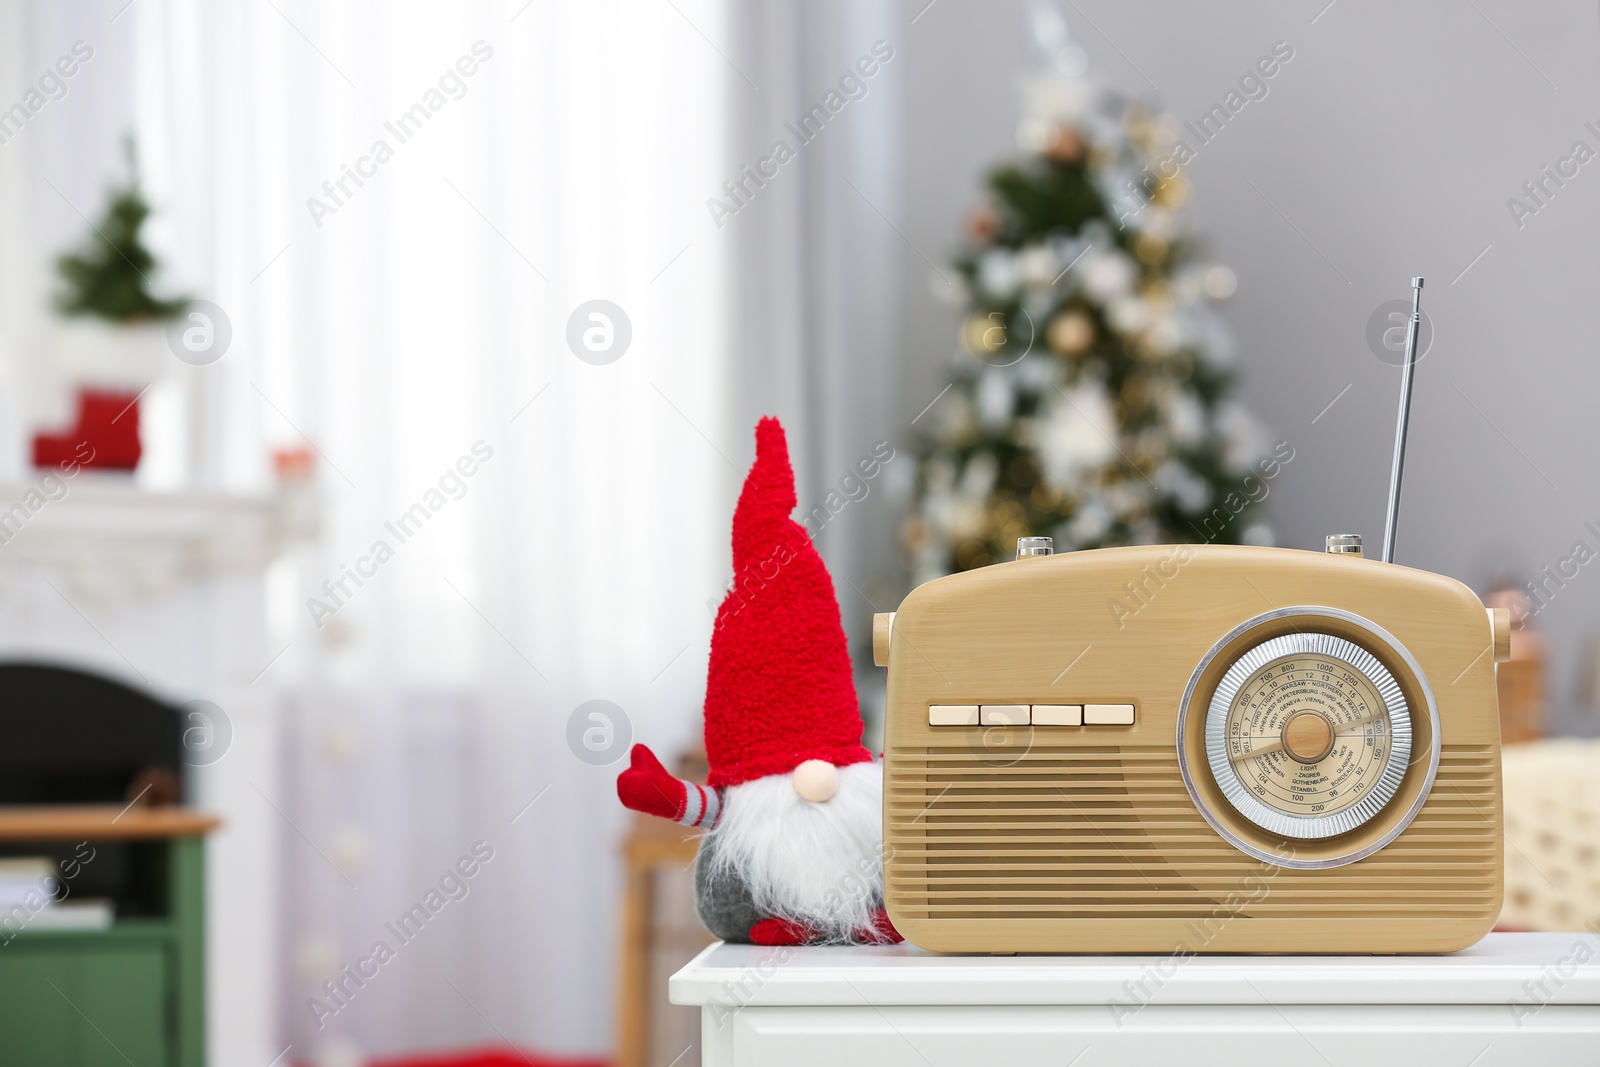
0, 950, 77, 1063
0, 833, 206, 1067
0, 941, 169, 1065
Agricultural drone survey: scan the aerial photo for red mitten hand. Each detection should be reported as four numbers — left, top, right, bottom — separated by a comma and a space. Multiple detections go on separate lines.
616, 744, 721, 827
749, 916, 816, 946
617, 745, 682, 819
856, 908, 903, 945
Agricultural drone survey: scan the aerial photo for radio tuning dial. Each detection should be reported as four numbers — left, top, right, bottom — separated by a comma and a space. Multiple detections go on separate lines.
1204, 631, 1413, 840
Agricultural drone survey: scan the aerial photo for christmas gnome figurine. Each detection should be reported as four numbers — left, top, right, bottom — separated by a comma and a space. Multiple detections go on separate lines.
617, 417, 900, 946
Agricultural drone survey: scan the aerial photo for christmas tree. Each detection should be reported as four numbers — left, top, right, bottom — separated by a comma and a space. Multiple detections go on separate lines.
56, 136, 189, 322
902, 6, 1275, 585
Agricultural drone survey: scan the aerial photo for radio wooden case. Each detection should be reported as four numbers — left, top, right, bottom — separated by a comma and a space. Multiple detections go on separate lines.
876, 544, 1506, 954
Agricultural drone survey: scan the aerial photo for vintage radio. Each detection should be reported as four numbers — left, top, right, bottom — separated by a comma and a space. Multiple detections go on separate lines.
876, 279, 1507, 953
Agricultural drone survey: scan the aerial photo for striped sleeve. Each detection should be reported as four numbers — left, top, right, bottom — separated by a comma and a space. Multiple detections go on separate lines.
678, 783, 722, 829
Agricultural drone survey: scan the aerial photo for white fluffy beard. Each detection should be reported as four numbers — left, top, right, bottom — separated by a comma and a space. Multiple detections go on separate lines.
703, 761, 884, 942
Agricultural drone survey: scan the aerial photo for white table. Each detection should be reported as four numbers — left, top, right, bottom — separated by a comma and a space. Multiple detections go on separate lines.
670, 933, 1600, 1066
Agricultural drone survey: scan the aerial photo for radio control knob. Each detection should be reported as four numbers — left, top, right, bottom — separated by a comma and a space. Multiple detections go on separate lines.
873, 612, 895, 667
1017, 536, 1054, 558
1489, 607, 1511, 663
1325, 534, 1363, 557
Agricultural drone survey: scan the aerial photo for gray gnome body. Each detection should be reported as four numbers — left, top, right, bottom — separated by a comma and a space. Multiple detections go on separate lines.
692, 831, 888, 944
692, 833, 766, 943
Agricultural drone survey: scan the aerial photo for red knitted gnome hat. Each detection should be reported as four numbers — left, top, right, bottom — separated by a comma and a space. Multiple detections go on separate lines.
702, 417, 871, 789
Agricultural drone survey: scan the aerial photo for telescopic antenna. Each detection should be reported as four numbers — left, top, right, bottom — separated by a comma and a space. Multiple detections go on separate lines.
1381, 277, 1424, 564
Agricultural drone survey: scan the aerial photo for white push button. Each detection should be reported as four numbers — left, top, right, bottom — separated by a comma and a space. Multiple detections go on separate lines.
1084, 703, 1136, 725
1031, 704, 1082, 726
980, 704, 1030, 726
928, 704, 979, 726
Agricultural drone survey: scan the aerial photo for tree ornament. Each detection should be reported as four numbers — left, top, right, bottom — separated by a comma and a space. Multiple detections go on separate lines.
1155, 175, 1189, 209
1135, 232, 1168, 266
1047, 309, 1094, 355
1044, 124, 1086, 164
966, 204, 1002, 243
962, 312, 1007, 356
1203, 265, 1239, 300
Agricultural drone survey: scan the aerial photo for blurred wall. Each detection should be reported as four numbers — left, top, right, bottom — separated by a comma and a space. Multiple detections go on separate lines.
897, 0, 1600, 734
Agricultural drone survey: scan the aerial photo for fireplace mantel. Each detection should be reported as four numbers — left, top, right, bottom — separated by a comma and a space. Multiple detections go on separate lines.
0, 477, 316, 596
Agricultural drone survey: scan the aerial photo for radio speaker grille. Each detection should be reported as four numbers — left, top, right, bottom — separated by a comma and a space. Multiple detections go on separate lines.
886, 743, 1497, 920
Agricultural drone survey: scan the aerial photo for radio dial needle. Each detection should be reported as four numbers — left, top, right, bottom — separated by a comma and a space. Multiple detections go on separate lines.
1227, 707, 1392, 762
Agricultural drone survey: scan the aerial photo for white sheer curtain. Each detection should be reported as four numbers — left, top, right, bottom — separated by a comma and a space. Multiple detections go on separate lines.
721, 0, 906, 698
0, 0, 912, 1059
124, 0, 730, 1060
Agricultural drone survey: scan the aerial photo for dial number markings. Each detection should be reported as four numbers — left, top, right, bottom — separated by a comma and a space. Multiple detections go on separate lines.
1224, 654, 1389, 817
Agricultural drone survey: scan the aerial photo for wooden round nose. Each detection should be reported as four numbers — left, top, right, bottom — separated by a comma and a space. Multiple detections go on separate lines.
1282, 712, 1334, 763
792, 759, 839, 802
